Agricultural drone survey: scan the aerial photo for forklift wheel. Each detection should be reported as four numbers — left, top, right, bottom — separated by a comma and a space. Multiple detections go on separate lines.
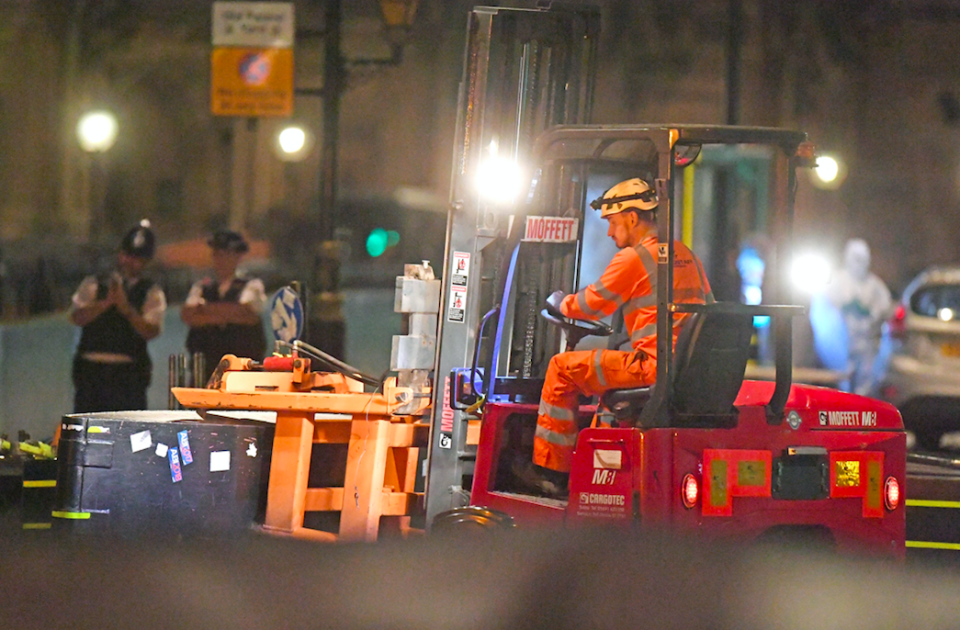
431, 507, 515, 534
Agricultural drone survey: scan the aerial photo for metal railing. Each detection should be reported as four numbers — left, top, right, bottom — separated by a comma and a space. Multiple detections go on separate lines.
167, 352, 206, 410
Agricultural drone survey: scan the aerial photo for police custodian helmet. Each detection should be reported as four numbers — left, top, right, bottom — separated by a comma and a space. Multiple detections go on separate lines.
120, 219, 156, 259
207, 229, 249, 254
589, 178, 658, 218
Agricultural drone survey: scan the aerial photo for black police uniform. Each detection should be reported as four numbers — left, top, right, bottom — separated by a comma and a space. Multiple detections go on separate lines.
186, 275, 267, 383
71, 222, 163, 413
73, 276, 156, 413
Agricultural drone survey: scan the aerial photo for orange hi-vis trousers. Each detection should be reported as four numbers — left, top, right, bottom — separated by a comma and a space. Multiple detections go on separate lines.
534, 348, 656, 472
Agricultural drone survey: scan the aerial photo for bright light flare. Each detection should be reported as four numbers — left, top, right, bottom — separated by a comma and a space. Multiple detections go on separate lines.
278, 127, 306, 154
274, 125, 313, 162
938, 308, 955, 322
810, 153, 846, 190
814, 156, 839, 183
475, 156, 524, 205
76, 110, 118, 153
791, 253, 832, 294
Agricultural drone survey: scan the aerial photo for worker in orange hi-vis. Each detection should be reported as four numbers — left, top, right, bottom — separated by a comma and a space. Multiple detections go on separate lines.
527, 178, 713, 496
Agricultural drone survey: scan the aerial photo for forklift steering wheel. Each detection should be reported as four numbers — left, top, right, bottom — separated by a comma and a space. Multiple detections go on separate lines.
540, 303, 614, 338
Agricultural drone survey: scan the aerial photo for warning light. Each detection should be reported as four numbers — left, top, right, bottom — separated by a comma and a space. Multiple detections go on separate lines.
889, 304, 907, 340
681, 473, 699, 509
884, 476, 900, 511
366, 228, 400, 257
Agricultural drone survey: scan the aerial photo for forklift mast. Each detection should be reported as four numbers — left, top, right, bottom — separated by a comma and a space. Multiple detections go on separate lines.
425, 5, 600, 521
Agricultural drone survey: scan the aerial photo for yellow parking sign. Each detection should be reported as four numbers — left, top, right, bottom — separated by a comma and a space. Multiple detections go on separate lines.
211, 47, 293, 117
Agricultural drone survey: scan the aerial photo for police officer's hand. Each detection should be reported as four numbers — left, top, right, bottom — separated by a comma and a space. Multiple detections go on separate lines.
111, 280, 133, 317
546, 290, 565, 313
103, 277, 121, 306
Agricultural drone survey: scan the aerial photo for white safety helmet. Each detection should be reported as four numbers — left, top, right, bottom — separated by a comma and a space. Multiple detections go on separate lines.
589, 178, 658, 218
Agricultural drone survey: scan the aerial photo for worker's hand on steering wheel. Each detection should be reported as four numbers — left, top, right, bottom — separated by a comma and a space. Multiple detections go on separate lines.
546, 290, 565, 313
540, 292, 614, 342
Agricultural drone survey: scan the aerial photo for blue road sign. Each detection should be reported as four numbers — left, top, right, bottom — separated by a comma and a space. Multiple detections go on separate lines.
269, 286, 304, 343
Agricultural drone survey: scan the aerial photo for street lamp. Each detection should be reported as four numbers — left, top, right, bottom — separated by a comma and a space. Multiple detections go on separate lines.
274, 124, 314, 162
77, 110, 118, 153
76, 110, 118, 241
274, 124, 314, 229
810, 152, 847, 190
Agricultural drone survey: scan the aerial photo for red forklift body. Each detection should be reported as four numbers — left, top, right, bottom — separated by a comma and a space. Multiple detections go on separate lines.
469, 381, 906, 558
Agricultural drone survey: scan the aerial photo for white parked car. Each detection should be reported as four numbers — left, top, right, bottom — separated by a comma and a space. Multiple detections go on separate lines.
881, 266, 960, 450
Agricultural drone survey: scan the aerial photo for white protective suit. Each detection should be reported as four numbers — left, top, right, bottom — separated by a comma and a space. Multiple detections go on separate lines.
823, 239, 892, 396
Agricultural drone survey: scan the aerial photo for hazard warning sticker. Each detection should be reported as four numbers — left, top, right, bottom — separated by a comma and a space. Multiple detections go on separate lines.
447, 252, 470, 323
451, 252, 470, 286
657, 243, 668, 264
448, 286, 467, 323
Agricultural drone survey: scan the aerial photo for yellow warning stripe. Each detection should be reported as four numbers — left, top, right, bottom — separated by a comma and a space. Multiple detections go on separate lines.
51, 511, 91, 520
906, 540, 960, 551
22, 523, 52, 530
22, 479, 56, 488
906, 499, 960, 509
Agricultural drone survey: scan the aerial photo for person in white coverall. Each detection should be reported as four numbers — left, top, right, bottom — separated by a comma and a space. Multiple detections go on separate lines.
819, 239, 892, 397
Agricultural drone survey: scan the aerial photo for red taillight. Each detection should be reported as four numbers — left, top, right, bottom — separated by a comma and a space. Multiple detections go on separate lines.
681, 474, 699, 509
889, 304, 907, 339
884, 476, 900, 511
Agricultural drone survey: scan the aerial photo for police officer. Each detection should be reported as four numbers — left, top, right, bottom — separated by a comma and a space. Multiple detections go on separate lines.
529, 179, 713, 495
182, 230, 266, 384
70, 220, 167, 413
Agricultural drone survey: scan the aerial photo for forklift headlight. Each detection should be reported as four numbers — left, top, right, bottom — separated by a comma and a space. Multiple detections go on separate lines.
790, 253, 832, 294
681, 473, 699, 509
475, 156, 524, 205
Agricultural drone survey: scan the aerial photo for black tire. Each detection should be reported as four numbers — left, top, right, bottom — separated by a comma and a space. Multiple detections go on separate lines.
430, 506, 515, 534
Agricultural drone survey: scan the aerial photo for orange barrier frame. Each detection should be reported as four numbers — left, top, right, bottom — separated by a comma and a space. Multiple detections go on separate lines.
172, 356, 429, 542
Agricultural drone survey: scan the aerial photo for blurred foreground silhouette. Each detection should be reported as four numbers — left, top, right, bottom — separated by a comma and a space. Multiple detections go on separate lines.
4, 527, 959, 630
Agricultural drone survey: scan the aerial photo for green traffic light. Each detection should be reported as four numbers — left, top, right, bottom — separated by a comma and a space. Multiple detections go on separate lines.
366, 228, 401, 257
366, 228, 388, 257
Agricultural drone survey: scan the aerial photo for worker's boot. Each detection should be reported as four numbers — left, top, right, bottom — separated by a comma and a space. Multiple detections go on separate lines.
511, 456, 569, 499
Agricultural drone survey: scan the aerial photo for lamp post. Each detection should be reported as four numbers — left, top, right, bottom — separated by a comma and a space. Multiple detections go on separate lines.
76, 109, 118, 242
274, 123, 314, 215
301, 0, 419, 359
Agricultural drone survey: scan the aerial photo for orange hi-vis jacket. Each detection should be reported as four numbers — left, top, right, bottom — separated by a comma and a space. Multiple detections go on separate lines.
560, 236, 713, 359
532, 237, 713, 473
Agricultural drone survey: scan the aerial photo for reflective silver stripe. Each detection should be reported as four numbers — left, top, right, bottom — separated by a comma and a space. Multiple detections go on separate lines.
539, 399, 577, 422
631, 323, 657, 343
535, 424, 579, 447
594, 280, 623, 307
692, 255, 715, 304
593, 350, 608, 387
625, 293, 657, 311
693, 255, 709, 288
576, 290, 602, 317
634, 244, 658, 291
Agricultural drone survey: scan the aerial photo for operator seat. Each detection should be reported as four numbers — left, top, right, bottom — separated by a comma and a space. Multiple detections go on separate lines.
598, 310, 755, 429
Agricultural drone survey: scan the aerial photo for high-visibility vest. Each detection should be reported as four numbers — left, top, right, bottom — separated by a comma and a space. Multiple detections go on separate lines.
561, 237, 713, 360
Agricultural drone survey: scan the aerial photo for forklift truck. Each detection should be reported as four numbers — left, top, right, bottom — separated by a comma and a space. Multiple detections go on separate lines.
423, 6, 906, 556
428, 124, 906, 557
